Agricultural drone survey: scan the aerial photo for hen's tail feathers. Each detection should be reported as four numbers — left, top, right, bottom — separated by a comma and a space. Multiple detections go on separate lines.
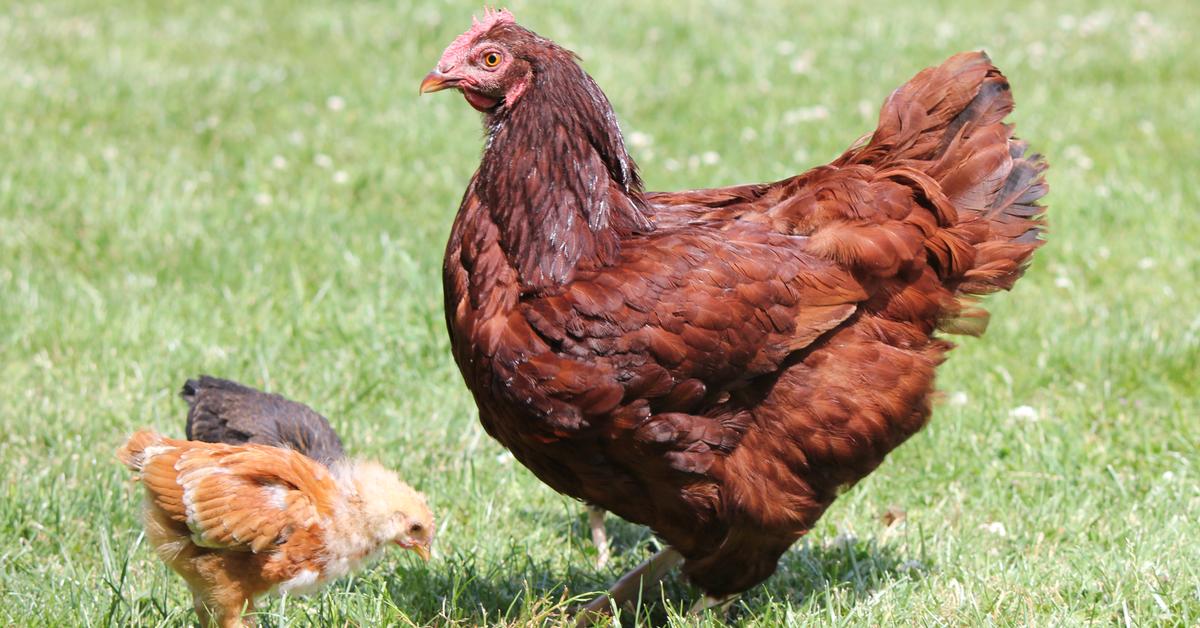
844, 51, 1047, 335
116, 429, 167, 472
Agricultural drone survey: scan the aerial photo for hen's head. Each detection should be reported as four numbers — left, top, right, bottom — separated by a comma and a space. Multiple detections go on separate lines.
419, 9, 548, 113
345, 461, 435, 561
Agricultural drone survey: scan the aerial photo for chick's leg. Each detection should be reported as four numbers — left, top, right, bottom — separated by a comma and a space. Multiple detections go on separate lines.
587, 506, 610, 568
191, 591, 214, 628
191, 554, 254, 628
575, 546, 684, 626
192, 589, 249, 628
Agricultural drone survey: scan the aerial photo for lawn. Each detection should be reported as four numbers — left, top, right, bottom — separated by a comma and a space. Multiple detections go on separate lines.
1, 0, 1197, 625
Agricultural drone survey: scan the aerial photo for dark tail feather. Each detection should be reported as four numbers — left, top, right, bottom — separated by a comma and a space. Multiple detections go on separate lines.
180, 378, 201, 408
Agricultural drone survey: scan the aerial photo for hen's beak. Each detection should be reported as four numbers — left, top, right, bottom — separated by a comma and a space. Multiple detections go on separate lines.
411, 544, 432, 562
419, 71, 457, 95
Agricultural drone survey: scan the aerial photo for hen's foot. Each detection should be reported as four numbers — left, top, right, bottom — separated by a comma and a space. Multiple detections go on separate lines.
574, 547, 684, 627
587, 506, 610, 568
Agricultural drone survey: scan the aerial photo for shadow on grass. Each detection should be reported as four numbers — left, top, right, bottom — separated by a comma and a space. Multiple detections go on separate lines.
732, 534, 922, 620
367, 512, 924, 626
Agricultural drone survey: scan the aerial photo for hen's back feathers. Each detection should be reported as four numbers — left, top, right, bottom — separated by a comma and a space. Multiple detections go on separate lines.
182, 376, 346, 465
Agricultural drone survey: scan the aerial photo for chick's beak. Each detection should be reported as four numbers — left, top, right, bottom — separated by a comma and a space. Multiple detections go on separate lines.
419, 70, 456, 95
396, 538, 432, 561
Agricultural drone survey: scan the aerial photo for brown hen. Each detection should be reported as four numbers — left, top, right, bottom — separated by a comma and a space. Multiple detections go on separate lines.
117, 431, 433, 627
422, 9, 1046, 613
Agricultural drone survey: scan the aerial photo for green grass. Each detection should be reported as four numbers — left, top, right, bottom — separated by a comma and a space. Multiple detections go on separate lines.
1, 0, 1198, 625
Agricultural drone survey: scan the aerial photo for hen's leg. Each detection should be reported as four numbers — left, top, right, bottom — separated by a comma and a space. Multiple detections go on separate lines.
689, 593, 738, 616
574, 547, 684, 626
587, 506, 610, 568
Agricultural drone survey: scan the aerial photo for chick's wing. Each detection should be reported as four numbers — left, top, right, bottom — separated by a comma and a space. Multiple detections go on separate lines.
140, 441, 338, 553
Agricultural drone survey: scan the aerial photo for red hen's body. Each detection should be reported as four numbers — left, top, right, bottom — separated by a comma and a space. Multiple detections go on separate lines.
443, 36, 1046, 596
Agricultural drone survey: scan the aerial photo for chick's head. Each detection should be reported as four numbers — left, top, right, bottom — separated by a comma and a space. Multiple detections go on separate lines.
349, 461, 434, 561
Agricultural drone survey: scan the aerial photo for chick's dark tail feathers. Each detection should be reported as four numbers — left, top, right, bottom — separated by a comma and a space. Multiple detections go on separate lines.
843, 51, 1048, 335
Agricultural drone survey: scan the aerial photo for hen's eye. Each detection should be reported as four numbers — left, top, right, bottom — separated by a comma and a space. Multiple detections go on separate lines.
483, 52, 501, 68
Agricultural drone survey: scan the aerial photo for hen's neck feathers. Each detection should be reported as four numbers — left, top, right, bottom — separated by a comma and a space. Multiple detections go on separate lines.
475, 43, 652, 292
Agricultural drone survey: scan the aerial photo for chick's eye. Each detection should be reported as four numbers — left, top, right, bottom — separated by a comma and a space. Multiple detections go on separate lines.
409, 523, 424, 534
483, 52, 501, 68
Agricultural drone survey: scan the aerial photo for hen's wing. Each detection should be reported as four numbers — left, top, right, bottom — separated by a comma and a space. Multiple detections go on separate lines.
133, 435, 338, 553
182, 376, 346, 465
504, 225, 866, 428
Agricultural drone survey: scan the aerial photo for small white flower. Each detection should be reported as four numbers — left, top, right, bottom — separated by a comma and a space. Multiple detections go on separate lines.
701, 151, 720, 165
979, 521, 1007, 536
740, 127, 758, 142
101, 146, 119, 161
663, 158, 681, 172
935, 21, 955, 41
830, 532, 857, 549
1009, 405, 1039, 422
1063, 145, 1093, 171
774, 40, 796, 56
332, 170, 350, 185
495, 451, 513, 464
326, 95, 346, 112
254, 192, 273, 206
789, 51, 815, 75
857, 99, 874, 120
1137, 257, 1156, 270
628, 131, 652, 148
1079, 11, 1112, 36
949, 391, 969, 406
783, 105, 829, 125
288, 130, 305, 145
1097, 246, 1111, 259
314, 153, 333, 169
1162, 471, 1175, 481
1055, 276, 1073, 288
271, 155, 288, 170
